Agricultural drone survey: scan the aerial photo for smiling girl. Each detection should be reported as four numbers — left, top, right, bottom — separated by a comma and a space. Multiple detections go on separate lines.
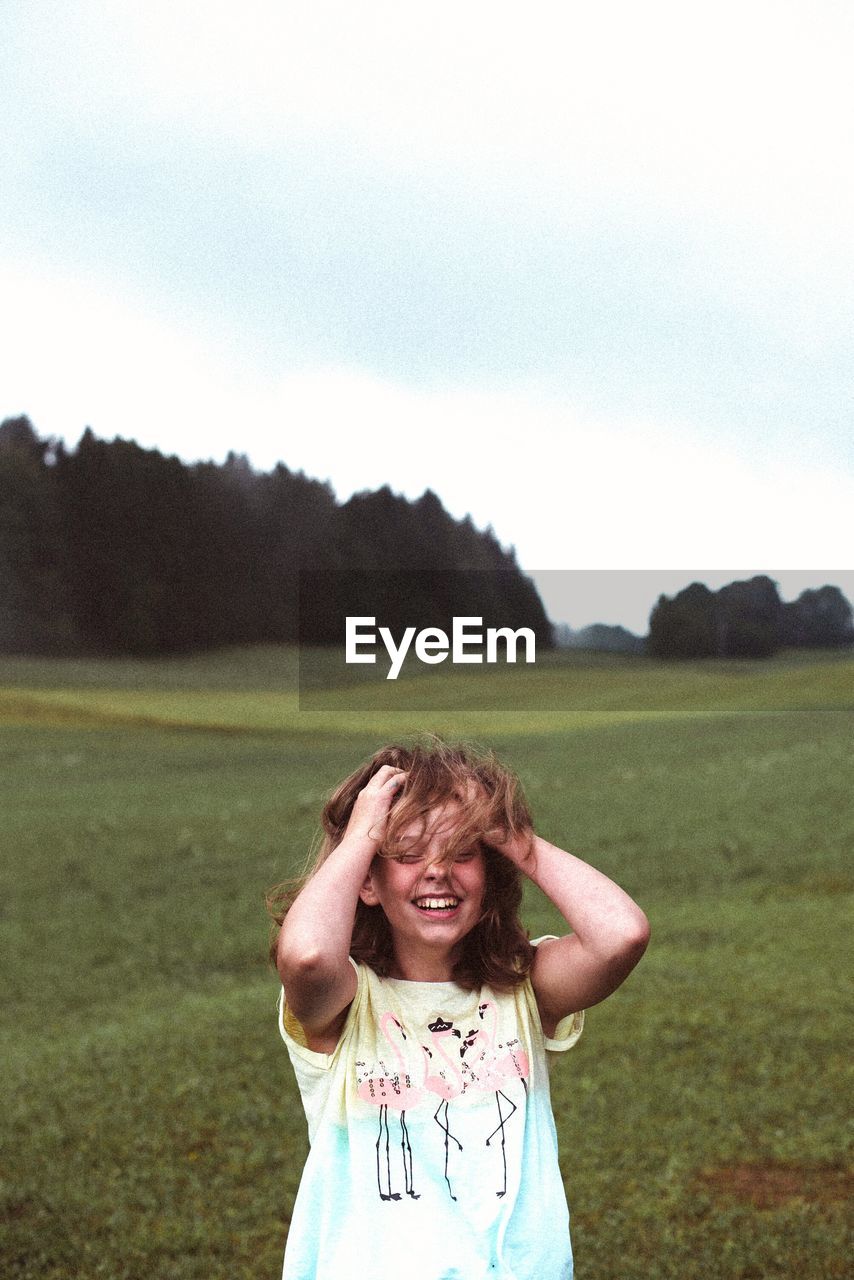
268, 740, 649, 1280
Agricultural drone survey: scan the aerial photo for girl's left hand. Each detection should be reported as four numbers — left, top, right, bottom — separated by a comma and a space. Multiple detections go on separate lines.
484, 825, 534, 866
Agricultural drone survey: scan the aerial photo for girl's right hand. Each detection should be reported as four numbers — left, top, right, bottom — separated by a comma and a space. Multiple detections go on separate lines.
343, 764, 407, 847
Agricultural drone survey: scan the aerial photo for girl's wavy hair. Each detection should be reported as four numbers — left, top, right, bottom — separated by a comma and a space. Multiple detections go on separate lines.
266, 738, 534, 991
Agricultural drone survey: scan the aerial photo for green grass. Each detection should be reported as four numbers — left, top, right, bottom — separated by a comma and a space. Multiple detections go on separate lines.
1, 647, 852, 1278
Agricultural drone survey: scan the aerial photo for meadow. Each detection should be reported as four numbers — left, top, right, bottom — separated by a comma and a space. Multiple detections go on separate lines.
1, 646, 851, 1279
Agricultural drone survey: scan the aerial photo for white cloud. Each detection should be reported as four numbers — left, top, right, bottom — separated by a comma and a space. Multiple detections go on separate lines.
7, 0, 854, 458
51, 0, 854, 254
0, 260, 241, 451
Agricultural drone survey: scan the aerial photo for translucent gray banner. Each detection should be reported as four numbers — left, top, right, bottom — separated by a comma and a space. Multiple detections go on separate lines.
296, 569, 853, 712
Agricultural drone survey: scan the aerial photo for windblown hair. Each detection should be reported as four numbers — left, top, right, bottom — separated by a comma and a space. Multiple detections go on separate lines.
266, 738, 535, 991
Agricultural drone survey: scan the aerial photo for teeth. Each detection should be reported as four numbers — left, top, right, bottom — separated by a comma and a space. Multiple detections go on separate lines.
415, 897, 459, 910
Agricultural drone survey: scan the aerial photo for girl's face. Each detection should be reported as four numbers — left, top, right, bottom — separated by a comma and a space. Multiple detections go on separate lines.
359, 804, 487, 975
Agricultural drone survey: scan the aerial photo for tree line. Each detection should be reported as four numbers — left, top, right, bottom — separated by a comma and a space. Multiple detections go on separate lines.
3, 415, 850, 663
648, 575, 853, 659
0, 416, 551, 657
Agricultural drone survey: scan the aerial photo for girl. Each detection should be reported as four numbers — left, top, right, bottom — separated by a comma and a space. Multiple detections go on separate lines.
269, 740, 649, 1280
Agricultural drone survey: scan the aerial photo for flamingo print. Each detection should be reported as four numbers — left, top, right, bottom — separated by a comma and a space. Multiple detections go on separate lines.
421, 1017, 466, 1201
460, 1001, 530, 1198
356, 1013, 423, 1201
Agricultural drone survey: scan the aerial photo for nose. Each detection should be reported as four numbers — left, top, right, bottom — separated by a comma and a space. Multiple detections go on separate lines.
422, 857, 450, 884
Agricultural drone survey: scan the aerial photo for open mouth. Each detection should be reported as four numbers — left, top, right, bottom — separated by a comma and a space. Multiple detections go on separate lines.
412, 896, 461, 914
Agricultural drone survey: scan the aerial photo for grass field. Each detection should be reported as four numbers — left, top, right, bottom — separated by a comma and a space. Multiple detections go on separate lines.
1, 646, 852, 1278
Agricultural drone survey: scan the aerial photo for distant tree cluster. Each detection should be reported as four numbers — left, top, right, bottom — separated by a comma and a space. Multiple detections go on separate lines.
553, 622, 645, 655
648, 575, 854, 659
0, 416, 551, 657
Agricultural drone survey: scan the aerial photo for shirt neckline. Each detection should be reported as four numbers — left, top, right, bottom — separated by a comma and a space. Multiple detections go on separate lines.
383, 975, 462, 988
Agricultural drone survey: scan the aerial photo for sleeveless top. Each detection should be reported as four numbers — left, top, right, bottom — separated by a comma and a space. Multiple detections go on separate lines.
277, 944, 584, 1280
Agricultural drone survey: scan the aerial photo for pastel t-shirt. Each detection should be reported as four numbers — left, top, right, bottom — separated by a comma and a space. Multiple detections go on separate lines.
277, 944, 584, 1280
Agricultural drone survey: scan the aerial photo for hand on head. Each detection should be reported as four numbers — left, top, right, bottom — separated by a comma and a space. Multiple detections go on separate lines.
482, 823, 535, 866
344, 764, 408, 848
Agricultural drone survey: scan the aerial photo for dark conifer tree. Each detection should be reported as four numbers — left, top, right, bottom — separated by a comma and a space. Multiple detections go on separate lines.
0, 418, 561, 657
0, 416, 77, 652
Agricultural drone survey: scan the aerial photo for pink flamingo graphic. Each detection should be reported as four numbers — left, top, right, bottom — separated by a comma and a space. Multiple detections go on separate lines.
356, 1013, 424, 1201
421, 1017, 467, 1201
460, 1001, 530, 1197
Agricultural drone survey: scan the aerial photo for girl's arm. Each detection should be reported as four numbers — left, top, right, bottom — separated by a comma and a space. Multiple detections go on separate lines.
497, 833, 650, 1028
276, 765, 405, 1043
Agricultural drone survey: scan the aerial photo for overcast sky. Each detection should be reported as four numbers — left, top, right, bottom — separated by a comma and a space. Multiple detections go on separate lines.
2, 2, 852, 628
